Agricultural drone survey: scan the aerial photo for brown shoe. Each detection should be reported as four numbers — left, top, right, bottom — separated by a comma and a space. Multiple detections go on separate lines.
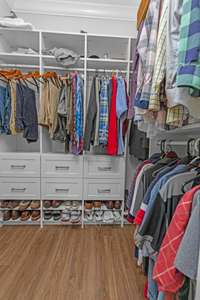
52, 200, 61, 208
20, 211, 30, 221
11, 201, 19, 209
1, 201, 8, 208
11, 210, 20, 220
19, 201, 31, 211
43, 200, 52, 208
85, 201, 93, 210
94, 201, 101, 209
3, 210, 11, 221
31, 211, 40, 221
30, 201, 40, 209
106, 201, 114, 209
114, 201, 121, 209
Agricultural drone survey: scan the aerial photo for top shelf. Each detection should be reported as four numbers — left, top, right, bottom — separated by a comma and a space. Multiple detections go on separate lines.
155, 123, 200, 136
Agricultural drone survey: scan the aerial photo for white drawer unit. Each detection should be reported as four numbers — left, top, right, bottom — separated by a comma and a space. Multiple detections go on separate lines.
84, 179, 124, 200
0, 153, 40, 177
41, 154, 83, 178
42, 178, 83, 200
0, 177, 40, 200
84, 156, 125, 179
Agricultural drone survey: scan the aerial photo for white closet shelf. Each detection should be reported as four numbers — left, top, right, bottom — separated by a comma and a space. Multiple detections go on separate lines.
84, 221, 122, 225
155, 123, 200, 136
87, 57, 128, 71
2, 220, 40, 225
43, 220, 82, 226
0, 52, 39, 65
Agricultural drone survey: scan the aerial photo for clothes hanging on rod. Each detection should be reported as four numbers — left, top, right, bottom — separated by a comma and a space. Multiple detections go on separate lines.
131, 0, 200, 137
83, 74, 129, 156
127, 139, 200, 300
39, 72, 84, 155
0, 70, 39, 143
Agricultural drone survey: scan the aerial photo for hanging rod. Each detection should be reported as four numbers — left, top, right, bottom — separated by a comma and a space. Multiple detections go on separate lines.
157, 141, 188, 146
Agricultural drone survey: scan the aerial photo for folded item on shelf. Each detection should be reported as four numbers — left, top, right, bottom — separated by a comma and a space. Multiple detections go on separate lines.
0, 17, 34, 30
44, 47, 80, 66
11, 48, 38, 55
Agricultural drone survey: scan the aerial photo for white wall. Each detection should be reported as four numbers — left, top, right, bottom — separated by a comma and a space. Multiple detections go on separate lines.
17, 13, 137, 37
0, 0, 11, 17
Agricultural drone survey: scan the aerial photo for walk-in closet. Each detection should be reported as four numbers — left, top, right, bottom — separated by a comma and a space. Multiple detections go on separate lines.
0, 0, 199, 300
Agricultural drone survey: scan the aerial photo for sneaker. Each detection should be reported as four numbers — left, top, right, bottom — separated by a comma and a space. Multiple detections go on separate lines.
30, 200, 40, 209
44, 211, 52, 220
3, 210, 11, 221
52, 211, 61, 221
31, 211, 40, 221
71, 201, 79, 209
11, 210, 20, 220
70, 211, 81, 223
85, 211, 94, 222
103, 211, 114, 223
61, 210, 70, 222
95, 211, 104, 222
63, 201, 71, 208
114, 201, 121, 209
113, 211, 121, 222
43, 200, 52, 209
52, 200, 62, 208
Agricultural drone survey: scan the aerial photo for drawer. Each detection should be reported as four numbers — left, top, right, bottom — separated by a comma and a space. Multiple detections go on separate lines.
0, 153, 40, 177
41, 154, 83, 178
84, 156, 125, 178
42, 178, 83, 200
0, 177, 40, 200
84, 179, 124, 200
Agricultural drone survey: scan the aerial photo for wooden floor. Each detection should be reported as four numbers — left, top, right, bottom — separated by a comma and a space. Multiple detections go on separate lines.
0, 226, 145, 300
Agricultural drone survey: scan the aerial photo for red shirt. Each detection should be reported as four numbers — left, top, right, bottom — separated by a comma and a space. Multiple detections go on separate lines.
107, 76, 118, 155
153, 185, 200, 293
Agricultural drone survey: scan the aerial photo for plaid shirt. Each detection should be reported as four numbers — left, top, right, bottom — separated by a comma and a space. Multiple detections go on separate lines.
99, 78, 109, 145
134, 0, 161, 110
149, 0, 168, 112
153, 185, 200, 293
176, 0, 200, 96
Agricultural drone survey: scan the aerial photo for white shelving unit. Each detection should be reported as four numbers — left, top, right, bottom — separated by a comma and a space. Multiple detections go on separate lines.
0, 28, 134, 227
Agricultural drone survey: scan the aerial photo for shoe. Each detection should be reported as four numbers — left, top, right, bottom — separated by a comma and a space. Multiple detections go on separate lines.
11, 210, 20, 220
103, 211, 114, 223
114, 201, 121, 209
1, 201, 8, 208
113, 211, 121, 222
52, 200, 61, 208
31, 211, 40, 221
85, 211, 94, 222
94, 201, 101, 209
95, 211, 104, 222
43, 200, 52, 208
3, 210, 11, 221
101, 204, 107, 210
71, 201, 79, 209
106, 201, 114, 210
85, 201, 93, 210
63, 201, 71, 208
8, 201, 18, 209
20, 211, 30, 221
19, 201, 31, 211
44, 211, 52, 220
70, 211, 81, 223
30, 201, 40, 209
61, 210, 71, 222
52, 211, 61, 221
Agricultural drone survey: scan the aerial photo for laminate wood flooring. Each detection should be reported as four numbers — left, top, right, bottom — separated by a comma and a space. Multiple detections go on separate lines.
0, 226, 146, 300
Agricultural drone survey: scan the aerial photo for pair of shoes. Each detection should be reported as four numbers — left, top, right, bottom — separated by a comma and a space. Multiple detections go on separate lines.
43, 200, 62, 208
61, 210, 81, 223
20, 211, 40, 221
19, 201, 31, 211
85, 201, 102, 210
30, 201, 40, 209
7, 201, 19, 209
44, 211, 61, 221
105, 201, 121, 210
103, 211, 121, 223
63, 201, 81, 209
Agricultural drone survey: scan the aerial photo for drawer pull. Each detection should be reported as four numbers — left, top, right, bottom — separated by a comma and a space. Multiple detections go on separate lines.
11, 188, 26, 192
55, 166, 70, 170
97, 189, 111, 194
55, 188, 69, 193
10, 165, 26, 169
98, 167, 112, 171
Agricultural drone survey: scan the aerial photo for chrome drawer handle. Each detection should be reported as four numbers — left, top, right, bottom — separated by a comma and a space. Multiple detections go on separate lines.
11, 165, 26, 169
11, 188, 26, 192
98, 167, 112, 171
97, 189, 111, 194
55, 188, 69, 192
55, 166, 70, 170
